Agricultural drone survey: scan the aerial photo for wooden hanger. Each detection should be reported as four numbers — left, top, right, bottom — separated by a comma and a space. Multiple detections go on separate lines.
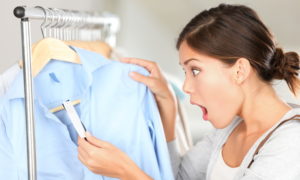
65, 40, 112, 58
20, 40, 112, 69
19, 38, 81, 76
31, 38, 81, 76
19, 37, 82, 113
19, 38, 113, 113
50, 99, 81, 113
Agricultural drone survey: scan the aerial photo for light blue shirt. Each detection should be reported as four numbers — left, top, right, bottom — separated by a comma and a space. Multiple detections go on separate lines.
0, 46, 174, 180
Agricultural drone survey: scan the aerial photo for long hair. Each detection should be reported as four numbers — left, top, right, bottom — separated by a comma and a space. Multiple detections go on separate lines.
177, 4, 300, 95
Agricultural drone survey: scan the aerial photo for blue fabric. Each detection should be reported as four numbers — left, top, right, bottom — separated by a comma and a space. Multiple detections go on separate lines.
0, 46, 174, 180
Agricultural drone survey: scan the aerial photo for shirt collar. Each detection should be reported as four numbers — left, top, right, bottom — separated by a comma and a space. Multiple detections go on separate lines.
5, 45, 110, 100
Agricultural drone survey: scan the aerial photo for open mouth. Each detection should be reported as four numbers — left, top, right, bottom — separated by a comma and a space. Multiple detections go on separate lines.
199, 105, 209, 120
191, 101, 209, 120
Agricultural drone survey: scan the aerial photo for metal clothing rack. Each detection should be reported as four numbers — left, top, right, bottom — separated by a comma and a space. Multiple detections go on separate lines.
13, 6, 120, 180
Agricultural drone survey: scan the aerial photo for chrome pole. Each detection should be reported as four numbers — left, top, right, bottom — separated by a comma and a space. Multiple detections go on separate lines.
20, 18, 37, 180
13, 6, 120, 47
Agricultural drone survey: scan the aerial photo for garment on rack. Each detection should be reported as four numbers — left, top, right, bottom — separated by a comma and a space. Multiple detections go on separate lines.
0, 46, 173, 180
0, 64, 20, 178
0, 63, 21, 96
111, 47, 194, 154
0, 109, 18, 179
166, 74, 193, 155
166, 75, 193, 155
175, 100, 194, 155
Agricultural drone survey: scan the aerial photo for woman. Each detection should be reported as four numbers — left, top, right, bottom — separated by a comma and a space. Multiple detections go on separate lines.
77, 4, 300, 180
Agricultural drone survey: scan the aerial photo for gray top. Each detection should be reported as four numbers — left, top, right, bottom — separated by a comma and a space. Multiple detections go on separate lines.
168, 104, 300, 180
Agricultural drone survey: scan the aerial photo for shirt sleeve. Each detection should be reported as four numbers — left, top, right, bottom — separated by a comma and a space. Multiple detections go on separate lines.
168, 130, 217, 180
0, 101, 18, 179
241, 120, 300, 180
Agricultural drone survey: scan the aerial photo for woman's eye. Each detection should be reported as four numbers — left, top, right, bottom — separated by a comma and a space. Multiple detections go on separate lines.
192, 69, 200, 76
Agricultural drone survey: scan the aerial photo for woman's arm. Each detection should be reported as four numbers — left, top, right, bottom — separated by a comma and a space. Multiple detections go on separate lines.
121, 58, 177, 142
78, 133, 153, 180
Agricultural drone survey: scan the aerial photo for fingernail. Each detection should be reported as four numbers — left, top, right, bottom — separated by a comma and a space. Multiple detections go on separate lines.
86, 132, 92, 137
129, 72, 136, 77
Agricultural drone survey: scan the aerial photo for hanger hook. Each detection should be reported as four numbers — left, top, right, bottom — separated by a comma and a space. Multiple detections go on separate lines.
35, 6, 47, 38
56, 9, 66, 40
49, 8, 61, 38
68, 10, 76, 40
43, 8, 55, 37
61, 9, 70, 41
67, 10, 75, 40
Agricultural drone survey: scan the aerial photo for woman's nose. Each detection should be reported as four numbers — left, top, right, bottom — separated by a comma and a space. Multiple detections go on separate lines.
182, 78, 193, 95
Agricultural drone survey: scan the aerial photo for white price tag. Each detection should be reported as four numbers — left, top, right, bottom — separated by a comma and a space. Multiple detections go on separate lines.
62, 100, 86, 138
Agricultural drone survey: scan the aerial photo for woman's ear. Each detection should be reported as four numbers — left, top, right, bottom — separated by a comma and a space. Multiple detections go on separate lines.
232, 58, 251, 84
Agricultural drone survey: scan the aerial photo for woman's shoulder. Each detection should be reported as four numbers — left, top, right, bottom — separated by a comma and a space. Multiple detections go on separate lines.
261, 106, 300, 151
275, 105, 300, 133
243, 106, 300, 179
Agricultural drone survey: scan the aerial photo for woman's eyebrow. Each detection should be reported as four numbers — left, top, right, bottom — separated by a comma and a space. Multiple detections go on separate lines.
180, 58, 202, 66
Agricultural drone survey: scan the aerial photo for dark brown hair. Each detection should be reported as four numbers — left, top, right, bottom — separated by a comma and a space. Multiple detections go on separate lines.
177, 4, 300, 95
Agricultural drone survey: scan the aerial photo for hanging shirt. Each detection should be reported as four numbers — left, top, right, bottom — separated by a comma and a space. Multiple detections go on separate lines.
0, 63, 22, 179
0, 63, 21, 96
0, 46, 174, 180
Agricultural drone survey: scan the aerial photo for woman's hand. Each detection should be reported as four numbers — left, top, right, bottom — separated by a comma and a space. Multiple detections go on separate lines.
121, 58, 174, 102
121, 58, 177, 142
78, 133, 152, 180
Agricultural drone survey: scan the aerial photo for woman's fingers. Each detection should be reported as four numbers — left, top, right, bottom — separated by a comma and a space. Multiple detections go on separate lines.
78, 145, 89, 164
121, 57, 157, 73
85, 133, 110, 149
78, 135, 106, 171
123, 58, 172, 101
129, 72, 155, 87
78, 137, 94, 167
77, 134, 149, 179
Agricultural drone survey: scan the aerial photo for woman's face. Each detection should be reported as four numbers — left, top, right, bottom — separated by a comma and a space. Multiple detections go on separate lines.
179, 41, 244, 129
